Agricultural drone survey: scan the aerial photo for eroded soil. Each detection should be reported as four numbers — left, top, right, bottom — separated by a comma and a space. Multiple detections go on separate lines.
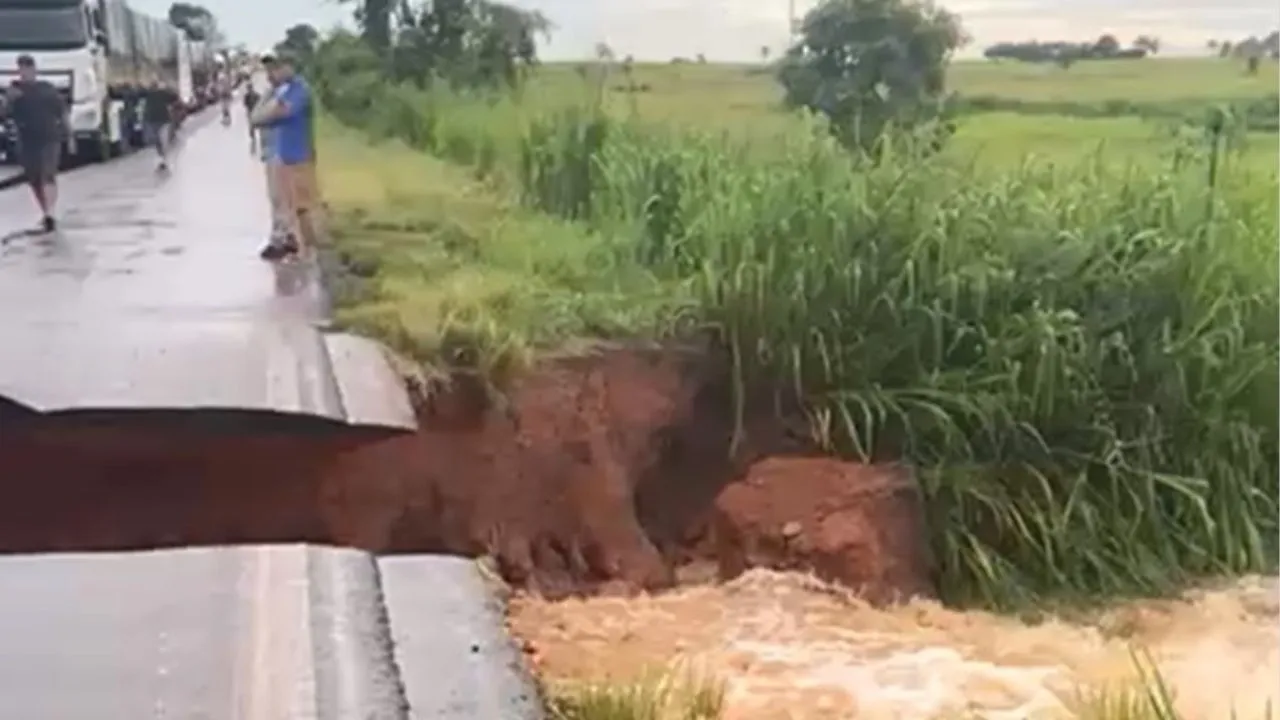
0, 345, 927, 601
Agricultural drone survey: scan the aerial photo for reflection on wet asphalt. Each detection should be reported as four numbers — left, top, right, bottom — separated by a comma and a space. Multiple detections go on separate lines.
0, 112, 347, 419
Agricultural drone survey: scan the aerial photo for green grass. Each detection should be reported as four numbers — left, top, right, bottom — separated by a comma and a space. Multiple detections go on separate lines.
948, 112, 1278, 170
546, 671, 725, 720
581, 58, 1279, 141
950, 57, 1278, 103
317, 115, 679, 378
316, 52, 1279, 612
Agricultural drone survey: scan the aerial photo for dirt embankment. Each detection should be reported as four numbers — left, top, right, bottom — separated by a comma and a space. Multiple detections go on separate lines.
0, 346, 933, 601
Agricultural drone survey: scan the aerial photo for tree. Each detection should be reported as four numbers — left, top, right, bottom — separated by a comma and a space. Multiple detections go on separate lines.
313, 0, 551, 91
777, 0, 966, 154
167, 2, 220, 43
1264, 31, 1280, 59
1093, 33, 1120, 57
1132, 35, 1160, 55
595, 41, 614, 63
760, 45, 771, 62
339, 0, 394, 50
276, 23, 320, 61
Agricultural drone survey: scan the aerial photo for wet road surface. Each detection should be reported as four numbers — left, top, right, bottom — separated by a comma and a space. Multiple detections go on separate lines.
0, 545, 402, 720
0, 112, 413, 428
380, 557, 545, 719
0, 547, 544, 719
0, 103, 541, 716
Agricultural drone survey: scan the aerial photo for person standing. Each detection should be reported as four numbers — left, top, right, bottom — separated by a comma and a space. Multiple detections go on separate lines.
0, 55, 67, 232
253, 53, 320, 261
249, 56, 292, 259
141, 77, 180, 172
242, 81, 261, 150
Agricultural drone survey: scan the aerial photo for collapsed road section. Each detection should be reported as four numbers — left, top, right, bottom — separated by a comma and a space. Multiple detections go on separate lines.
0, 107, 417, 549
0, 112, 543, 717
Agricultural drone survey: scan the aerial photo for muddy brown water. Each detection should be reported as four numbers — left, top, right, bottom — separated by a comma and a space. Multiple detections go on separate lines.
512, 568, 1279, 720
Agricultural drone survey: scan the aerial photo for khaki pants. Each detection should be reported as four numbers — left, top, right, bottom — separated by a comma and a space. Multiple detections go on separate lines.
264, 159, 288, 234
275, 160, 325, 245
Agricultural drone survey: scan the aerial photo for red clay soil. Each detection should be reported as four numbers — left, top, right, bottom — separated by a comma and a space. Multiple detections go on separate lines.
713, 457, 935, 602
0, 346, 935, 600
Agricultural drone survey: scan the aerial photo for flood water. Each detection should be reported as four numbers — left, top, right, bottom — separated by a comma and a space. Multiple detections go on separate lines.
509, 569, 1278, 719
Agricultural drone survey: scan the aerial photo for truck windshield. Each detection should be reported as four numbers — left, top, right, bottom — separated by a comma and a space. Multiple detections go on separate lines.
0, 8, 88, 51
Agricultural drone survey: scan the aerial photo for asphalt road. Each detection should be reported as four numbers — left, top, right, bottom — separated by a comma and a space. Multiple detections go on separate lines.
0, 106, 413, 429
0, 547, 542, 719
0, 92, 537, 718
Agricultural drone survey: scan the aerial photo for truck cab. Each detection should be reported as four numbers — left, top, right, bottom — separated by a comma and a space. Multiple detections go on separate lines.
0, 0, 126, 162
0, 0, 191, 164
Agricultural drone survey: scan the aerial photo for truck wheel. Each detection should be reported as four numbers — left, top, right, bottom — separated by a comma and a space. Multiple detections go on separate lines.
75, 134, 110, 164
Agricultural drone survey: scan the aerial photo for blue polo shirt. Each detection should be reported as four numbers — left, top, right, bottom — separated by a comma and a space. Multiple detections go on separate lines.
268, 77, 313, 166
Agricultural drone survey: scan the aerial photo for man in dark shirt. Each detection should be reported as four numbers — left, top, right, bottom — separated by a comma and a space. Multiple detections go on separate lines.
242, 82, 260, 150
1, 54, 67, 232
141, 78, 180, 172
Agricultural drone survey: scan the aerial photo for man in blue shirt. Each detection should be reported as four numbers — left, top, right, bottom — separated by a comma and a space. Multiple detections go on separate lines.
253, 53, 319, 261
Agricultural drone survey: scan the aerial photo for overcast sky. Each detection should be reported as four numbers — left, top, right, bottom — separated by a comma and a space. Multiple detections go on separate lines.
128, 0, 1280, 61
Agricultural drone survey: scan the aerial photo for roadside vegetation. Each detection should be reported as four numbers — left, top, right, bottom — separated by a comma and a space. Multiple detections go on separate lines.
289, 0, 1278, 612
280, 0, 1276, 714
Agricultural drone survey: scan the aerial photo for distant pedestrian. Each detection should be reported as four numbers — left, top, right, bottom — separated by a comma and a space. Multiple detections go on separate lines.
0, 54, 67, 233
242, 82, 261, 150
253, 52, 320, 261
141, 77, 180, 172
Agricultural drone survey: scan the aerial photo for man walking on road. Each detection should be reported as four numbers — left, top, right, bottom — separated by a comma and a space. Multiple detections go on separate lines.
141, 77, 180, 172
253, 53, 321, 261
0, 55, 67, 232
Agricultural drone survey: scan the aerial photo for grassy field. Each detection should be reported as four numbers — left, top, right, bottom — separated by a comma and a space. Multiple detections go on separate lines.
316, 51, 1278, 613
409, 58, 1277, 168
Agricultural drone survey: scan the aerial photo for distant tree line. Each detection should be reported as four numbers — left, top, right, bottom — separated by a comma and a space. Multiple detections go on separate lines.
274, 0, 550, 92
1206, 31, 1279, 75
1208, 31, 1280, 58
983, 34, 1155, 66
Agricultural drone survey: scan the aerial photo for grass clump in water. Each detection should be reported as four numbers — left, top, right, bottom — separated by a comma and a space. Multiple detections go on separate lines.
546, 670, 725, 720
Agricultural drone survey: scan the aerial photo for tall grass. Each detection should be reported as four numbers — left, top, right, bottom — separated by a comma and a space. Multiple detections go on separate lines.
318, 70, 1279, 608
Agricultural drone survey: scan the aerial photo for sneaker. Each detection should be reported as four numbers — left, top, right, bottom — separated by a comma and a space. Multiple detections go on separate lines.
259, 242, 289, 261
259, 235, 299, 261
41, 216, 55, 233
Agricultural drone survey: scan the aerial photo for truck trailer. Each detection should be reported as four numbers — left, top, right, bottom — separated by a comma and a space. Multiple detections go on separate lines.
0, 0, 215, 164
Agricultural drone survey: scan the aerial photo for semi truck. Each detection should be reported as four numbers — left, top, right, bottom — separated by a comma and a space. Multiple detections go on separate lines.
0, 0, 217, 164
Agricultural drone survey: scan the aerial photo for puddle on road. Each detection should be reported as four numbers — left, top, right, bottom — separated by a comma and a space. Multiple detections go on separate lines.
509, 569, 1278, 719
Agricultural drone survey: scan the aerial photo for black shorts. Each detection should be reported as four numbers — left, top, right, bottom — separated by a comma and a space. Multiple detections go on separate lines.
20, 142, 60, 185
144, 122, 170, 149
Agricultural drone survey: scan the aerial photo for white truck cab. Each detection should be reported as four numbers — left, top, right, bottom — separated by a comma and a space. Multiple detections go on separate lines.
0, 0, 200, 164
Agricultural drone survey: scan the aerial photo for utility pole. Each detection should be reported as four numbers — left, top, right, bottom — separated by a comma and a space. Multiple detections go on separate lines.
788, 0, 798, 38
